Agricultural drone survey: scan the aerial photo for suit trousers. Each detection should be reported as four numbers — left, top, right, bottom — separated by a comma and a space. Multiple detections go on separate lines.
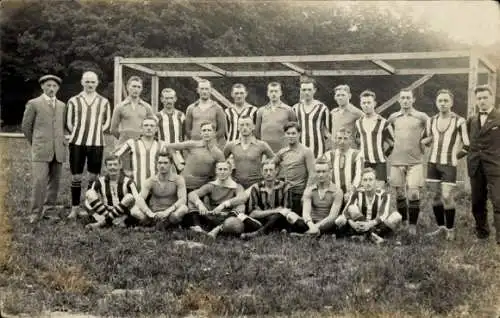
31, 156, 62, 214
470, 161, 500, 233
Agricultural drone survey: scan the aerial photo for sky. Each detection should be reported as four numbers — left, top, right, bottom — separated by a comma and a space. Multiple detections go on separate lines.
397, 1, 500, 46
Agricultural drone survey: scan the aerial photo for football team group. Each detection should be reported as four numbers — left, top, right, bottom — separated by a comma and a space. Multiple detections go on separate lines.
21, 71, 500, 245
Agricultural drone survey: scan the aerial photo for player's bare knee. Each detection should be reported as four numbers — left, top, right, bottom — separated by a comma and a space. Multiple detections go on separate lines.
121, 194, 135, 207
72, 174, 83, 182
408, 188, 420, 201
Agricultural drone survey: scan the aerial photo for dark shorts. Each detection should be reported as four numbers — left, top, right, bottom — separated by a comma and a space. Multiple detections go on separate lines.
427, 163, 457, 184
364, 162, 388, 182
69, 144, 103, 175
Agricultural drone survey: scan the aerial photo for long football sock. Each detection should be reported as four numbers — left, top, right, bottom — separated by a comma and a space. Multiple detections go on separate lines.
433, 204, 445, 227
408, 199, 420, 225
71, 180, 82, 206
396, 197, 408, 222
444, 208, 456, 229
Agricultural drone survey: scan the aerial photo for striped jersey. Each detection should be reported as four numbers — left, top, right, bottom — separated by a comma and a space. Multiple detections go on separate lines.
425, 112, 470, 166
157, 109, 186, 144
114, 138, 166, 191
246, 180, 290, 212
293, 100, 330, 157
225, 103, 258, 142
66, 93, 111, 146
355, 115, 394, 164
345, 189, 390, 222
89, 174, 135, 207
322, 148, 363, 193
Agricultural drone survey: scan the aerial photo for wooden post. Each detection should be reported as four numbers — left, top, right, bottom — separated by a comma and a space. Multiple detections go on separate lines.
488, 71, 497, 106
113, 56, 123, 109
151, 75, 159, 113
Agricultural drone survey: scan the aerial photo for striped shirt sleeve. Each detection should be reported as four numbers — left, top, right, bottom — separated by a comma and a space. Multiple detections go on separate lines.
66, 98, 75, 133
114, 139, 132, 157
377, 193, 391, 222
351, 151, 363, 189
457, 117, 470, 159
102, 99, 111, 134
382, 120, 395, 157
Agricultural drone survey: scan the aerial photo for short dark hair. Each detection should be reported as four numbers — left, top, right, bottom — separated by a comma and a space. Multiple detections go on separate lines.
474, 85, 493, 95
360, 90, 376, 100
336, 127, 352, 137
197, 79, 211, 88
315, 156, 329, 166
400, 87, 414, 96
283, 121, 301, 133
104, 155, 121, 165
215, 159, 232, 169
362, 167, 377, 177
261, 158, 276, 169
232, 83, 246, 91
436, 89, 454, 100
268, 82, 282, 90
200, 121, 215, 130
334, 84, 351, 94
156, 151, 173, 163
127, 76, 143, 86
300, 77, 316, 87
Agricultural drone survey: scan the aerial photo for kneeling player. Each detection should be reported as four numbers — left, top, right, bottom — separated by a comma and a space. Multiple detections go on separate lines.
133, 151, 189, 228
335, 168, 402, 244
84, 155, 143, 228
187, 160, 261, 238
233, 159, 308, 239
302, 158, 344, 236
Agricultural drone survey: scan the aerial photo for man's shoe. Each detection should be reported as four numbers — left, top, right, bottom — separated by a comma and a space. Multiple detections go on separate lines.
67, 206, 80, 219
475, 228, 490, 240
190, 225, 206, 233
445, 228, 456, 241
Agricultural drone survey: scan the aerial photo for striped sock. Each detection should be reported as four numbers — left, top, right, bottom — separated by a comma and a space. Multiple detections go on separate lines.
89, 199, 106, 215
113, 203, 129, 216
71, 180, 82, 206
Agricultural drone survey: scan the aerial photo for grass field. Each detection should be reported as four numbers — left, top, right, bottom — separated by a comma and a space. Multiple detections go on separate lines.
1, 137, 499, 318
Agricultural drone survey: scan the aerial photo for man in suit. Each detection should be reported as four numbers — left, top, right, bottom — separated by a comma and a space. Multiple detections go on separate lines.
467, 85, 500, 243
22, 75, 67, 223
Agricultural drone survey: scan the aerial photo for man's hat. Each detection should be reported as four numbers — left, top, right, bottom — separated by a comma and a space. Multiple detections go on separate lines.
39, 74, 62, 85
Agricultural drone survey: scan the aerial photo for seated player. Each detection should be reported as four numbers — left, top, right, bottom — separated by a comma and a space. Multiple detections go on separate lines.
321, 128, 363, 206
335, 168, 402, 244
187, 160, 261, 238
133, 151, 189, 229
84, 155, 143, 229
231, 159, 308, 239
302, 158, 344, 236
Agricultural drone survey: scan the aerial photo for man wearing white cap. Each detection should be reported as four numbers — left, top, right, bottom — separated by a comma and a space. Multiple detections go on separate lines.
334, 167, 402, 244
22, 74, 67, 223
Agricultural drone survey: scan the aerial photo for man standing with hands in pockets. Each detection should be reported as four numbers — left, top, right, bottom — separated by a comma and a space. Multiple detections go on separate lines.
22, 75, 67, 223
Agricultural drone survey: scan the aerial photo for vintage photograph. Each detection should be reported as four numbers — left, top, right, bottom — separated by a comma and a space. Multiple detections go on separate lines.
0, 0, 499, 317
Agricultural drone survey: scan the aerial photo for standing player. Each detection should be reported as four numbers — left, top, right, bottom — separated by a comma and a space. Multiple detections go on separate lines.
113, 117, 165, 191
355, 90, 394, 188
292, 78, 331, 158
66, 71, 111, 219
225, 83, 258, 142
156, 88, 186, 170
422, 89, 469, 240
110, 76, 153, 176
387, 88, 429, 236
330, 84, 364, 147
164, 121, 225, 193
223, 115, 275, 189
273, 122, 316, 215
185, 79, 227, 147
335, 168, 402, 244
321, 128, 363, 202
255, 82, 297, 153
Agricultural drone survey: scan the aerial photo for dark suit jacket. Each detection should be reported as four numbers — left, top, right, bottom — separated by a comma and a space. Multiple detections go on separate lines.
467, 108, 500, 177
21, 95, 67, 162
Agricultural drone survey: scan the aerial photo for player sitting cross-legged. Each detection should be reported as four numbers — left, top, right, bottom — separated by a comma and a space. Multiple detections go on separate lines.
133, 151, 189, 229
187, 160, 262, 238
335, 168, 402, 244
84, 155, 143, 229
230, 159, 308, 239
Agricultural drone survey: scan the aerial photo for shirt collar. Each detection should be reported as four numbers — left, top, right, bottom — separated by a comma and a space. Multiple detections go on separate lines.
258, 179, 286, 190
210, 178, 238, 189
265, 102, 286, 109
479, 107, 494, 115
310, 182, 338, 193
122, 97, 148, 107
235, 136, 257, 145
